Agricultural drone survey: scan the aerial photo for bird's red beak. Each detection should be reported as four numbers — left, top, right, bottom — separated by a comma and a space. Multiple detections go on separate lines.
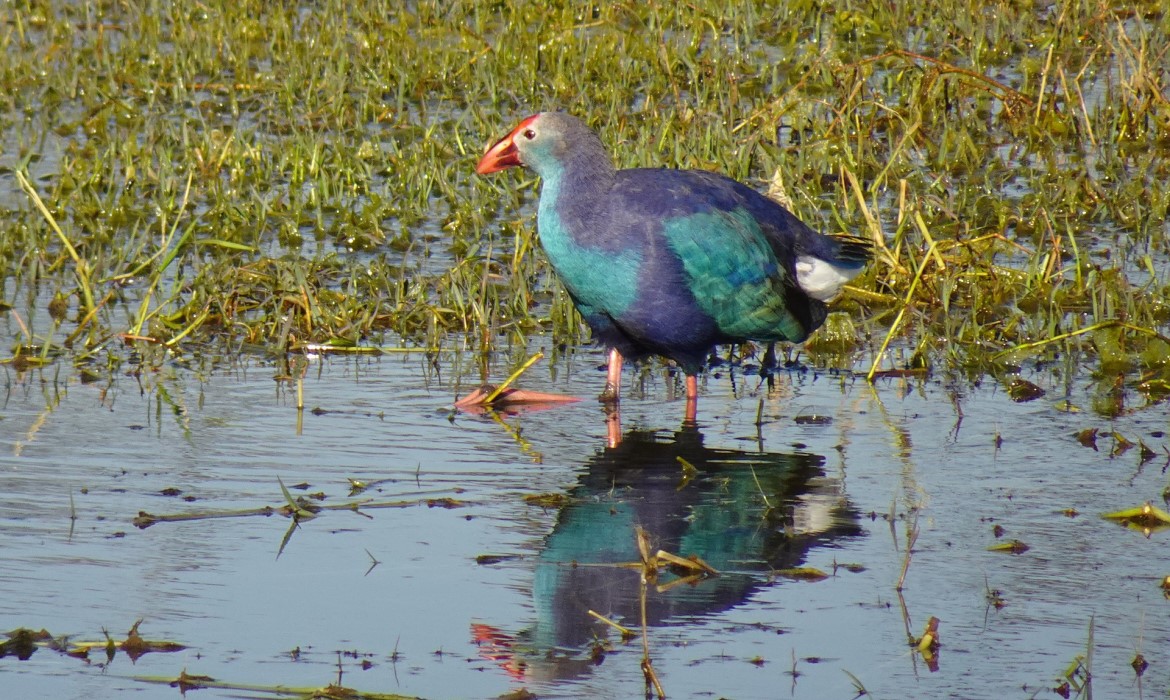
475, 115, 539, 175
475, 133, 520, 174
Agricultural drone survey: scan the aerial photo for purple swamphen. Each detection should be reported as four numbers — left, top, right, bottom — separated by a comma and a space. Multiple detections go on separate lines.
477, 112, 870, 421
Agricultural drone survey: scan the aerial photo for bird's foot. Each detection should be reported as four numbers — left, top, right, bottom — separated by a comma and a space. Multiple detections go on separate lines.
454, 384, 497, 408
759, 342, 777, 377
455, 384, 580, 411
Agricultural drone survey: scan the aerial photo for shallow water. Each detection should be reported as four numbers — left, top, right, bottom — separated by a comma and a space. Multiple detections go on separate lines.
1, 346, 1168, 699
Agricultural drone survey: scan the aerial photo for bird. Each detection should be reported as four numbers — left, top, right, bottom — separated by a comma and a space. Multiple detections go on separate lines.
476, 112, 870, 422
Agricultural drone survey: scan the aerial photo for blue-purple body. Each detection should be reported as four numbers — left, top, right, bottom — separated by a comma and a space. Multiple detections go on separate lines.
478, 112, 869, 380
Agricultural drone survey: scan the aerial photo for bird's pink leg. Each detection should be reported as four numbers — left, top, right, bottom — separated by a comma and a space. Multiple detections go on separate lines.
684, 374, 698, 424
605, 406, 622, 448
599, 348, 623, 403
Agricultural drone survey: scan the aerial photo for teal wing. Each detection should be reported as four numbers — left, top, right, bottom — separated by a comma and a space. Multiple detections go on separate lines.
661, 207, 817, 343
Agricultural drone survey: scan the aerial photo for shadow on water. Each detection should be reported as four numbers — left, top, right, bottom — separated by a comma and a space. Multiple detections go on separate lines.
473, 419, 864, 684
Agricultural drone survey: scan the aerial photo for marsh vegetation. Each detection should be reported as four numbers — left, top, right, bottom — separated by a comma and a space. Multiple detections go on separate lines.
2, 1, 1169, 698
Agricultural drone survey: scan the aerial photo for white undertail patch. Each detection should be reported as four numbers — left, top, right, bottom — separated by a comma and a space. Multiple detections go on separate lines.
795, 256, 862, 302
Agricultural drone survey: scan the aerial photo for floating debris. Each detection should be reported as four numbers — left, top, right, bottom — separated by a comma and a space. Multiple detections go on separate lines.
985, 583, 1007, 610
426, 497, 465, 509
475, 554, 520, 566
1131, 652, 1148, 677
793, 413, 833, 426
522, 492, 569, 508
833, 561, 867, 574
655, 549, 718, 577
2, 622, 184, 664
772, 567, 831, 582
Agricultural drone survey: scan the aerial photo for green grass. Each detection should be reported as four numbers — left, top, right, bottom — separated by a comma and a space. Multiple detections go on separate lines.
1, 0, 1168, 407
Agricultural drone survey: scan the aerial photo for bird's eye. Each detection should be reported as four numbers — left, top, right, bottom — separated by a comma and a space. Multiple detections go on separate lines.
522, 129, 536, 140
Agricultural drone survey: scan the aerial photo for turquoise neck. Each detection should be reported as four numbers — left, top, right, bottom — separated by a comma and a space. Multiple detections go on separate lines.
534, 166, 641, 318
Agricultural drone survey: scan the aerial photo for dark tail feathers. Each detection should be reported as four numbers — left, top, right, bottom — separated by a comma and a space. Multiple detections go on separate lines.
827, 234, 873, 265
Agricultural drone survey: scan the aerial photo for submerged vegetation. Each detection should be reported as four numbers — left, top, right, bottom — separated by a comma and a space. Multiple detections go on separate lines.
1, 0, 1169, 403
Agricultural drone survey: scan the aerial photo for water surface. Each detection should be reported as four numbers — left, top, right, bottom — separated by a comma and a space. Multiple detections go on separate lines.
1, 347, 1167, 699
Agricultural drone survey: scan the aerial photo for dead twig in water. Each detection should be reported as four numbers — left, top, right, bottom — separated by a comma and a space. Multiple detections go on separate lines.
133, 494, 441, 529
636, 527, 667, 699
897, 511, 920, 592
587, 610, 636, 640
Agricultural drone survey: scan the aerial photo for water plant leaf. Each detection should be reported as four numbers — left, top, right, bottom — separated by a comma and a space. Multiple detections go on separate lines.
676, 456, 697, 490
987, 540, 1029, 554
194, 238, 257, 252
120, 620, 186, 662
0, 628, 49, 660
1110, 431, 1134, 457
1006, 378, 1045, 402
915, 616, 941, 653
915, 615, 941, 672
1101, 502, 1170, 530
1075, 428, 1099, 450
276, 519, 299, 559
277, 476, 319, 521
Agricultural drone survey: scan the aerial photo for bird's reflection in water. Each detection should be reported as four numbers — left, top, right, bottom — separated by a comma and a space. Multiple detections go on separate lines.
473, 421, 863, 684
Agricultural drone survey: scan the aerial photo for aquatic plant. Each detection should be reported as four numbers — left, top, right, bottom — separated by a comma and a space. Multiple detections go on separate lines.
0, 1, 1167, 403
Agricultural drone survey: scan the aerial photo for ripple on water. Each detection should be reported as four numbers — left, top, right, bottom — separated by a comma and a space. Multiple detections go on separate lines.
0, 353, 1167, 698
